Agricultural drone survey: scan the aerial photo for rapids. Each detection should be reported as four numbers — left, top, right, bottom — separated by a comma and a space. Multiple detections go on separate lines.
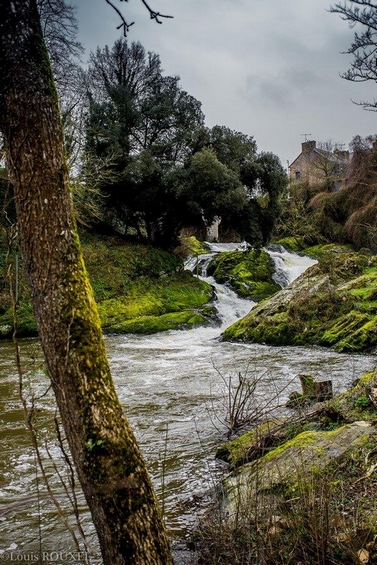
0, 244, 375, 561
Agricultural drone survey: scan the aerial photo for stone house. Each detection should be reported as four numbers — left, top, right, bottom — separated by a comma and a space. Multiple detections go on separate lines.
289, 140, 350, 191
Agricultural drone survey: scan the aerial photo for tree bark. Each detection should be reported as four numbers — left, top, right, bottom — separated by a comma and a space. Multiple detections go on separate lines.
0, 2, 172, 563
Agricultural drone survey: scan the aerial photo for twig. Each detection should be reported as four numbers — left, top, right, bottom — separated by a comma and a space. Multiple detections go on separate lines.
105, 0, 173, 36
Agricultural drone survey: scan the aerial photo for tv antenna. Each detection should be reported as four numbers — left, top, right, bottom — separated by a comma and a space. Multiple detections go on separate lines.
301, 133, 312, 142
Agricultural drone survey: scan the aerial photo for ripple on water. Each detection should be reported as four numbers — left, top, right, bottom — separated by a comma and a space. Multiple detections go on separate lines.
1, 247, 376, 548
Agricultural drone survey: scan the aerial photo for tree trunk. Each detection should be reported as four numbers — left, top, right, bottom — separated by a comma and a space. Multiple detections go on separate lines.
0, 2, 172, 563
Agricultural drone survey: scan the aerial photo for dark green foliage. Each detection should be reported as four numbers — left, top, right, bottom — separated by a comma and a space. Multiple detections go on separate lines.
83, 39, 287, 248
83, 39, 205, 245
177, 148, 247, 226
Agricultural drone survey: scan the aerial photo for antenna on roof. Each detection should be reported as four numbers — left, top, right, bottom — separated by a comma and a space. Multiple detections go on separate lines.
301, 133, 312, 142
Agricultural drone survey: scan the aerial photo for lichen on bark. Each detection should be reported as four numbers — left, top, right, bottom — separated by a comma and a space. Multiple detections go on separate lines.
0, 2, 172, 563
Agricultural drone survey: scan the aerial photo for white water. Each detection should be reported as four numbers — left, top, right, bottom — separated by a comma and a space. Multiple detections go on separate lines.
267, 244, 318, 287
0, 245, 375, 561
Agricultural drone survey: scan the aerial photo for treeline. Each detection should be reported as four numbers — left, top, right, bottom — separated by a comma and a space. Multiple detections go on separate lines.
0, 14, 287, 250
72, 39, 287, 248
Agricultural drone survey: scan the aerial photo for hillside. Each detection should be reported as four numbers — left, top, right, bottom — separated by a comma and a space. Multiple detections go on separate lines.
0, 232, 214, 338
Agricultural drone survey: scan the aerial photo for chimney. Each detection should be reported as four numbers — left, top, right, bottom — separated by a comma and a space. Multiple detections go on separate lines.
302, 140, 316, 153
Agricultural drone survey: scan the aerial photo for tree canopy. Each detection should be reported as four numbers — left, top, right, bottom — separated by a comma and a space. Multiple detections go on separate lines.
82, 39, 287, 246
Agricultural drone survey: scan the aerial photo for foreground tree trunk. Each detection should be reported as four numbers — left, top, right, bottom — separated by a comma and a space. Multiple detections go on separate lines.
0, 2, 172, 563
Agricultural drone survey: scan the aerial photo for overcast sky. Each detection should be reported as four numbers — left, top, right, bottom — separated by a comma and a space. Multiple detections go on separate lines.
75, 0, 377, 169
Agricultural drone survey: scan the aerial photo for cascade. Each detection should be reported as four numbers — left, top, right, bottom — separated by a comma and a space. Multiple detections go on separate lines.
266, 244, 318, 287
185, 242, 318, 327
185, 242, 253, 328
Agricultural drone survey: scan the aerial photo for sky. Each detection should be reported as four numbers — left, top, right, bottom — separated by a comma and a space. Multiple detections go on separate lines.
74, 0, 377, 170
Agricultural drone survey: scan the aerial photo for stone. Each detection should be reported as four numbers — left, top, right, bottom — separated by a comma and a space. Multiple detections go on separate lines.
221, 422, 377, 518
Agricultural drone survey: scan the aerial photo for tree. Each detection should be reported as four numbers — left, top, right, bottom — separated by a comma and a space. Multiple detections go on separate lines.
330, 0, 377, 109
0, 1, 172, 563
178, 148, 248, 225
84, 38, 204, 242
253, 152, 287, 243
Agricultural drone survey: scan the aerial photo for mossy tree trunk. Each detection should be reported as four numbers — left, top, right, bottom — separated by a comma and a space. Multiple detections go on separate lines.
0, 2, 172, 563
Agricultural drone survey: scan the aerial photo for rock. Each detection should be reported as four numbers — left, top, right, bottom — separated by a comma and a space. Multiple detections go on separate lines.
222, 248, 377, 352
215, 419, 288, 470
286, 375, 333, 408
221, 421, 377, 518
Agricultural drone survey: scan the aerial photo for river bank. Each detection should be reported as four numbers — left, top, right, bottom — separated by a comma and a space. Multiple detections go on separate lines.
2, 234, 377, 563
223, 244, 377, 353
0, 232, 216, 338
193, 369, 377, 564
0, 233, 286, 339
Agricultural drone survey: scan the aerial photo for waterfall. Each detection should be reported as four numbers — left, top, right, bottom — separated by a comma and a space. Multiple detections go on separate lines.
185, 243, 254, 328
185, 242, 317, 327
266, 244, 317, 288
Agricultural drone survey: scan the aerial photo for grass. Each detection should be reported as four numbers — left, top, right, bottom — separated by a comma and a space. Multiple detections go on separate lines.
0, 231, 215, 337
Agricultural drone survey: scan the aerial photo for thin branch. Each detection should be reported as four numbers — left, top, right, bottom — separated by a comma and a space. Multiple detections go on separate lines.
140, 0, 173, 24
105, 0, 173, 36
105, 0, 135, 36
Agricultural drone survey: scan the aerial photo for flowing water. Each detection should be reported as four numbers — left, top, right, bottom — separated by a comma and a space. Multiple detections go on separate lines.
0, 244, 375, 562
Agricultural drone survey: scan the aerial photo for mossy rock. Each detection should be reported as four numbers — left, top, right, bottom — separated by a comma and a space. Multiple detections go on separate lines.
175, 235, 209, 258
223, 250, 377, 352
207, 248, 280, 301
223, 421, 377, 515
216, 419, 290, 470
333, 371, 377, 422
274, 236, 308, 253
105, 310, 209, 334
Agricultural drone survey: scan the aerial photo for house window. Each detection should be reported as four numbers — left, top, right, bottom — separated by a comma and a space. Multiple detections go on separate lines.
334, 164, 340, 175
295, 170, 301, 180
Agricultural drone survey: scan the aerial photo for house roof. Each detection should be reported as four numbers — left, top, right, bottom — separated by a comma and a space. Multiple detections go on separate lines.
289, 144, 348, 169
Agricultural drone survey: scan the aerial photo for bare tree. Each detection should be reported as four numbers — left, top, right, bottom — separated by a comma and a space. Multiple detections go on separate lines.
0, 1, 173, 563
330, 0, 377, 109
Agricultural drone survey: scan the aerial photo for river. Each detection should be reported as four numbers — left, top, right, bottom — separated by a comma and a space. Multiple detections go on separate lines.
0, 245, 375, 563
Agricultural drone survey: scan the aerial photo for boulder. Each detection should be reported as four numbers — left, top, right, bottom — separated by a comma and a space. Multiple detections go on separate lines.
221, 421, 376, 518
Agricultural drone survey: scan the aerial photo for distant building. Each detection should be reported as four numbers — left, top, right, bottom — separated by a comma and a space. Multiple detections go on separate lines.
289, 140, 349, 191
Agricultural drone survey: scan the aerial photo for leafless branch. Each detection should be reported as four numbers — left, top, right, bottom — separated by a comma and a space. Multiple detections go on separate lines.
105, 0, 173, 36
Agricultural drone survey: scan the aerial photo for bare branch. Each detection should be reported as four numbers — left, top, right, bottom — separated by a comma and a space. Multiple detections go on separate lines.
330, 0, 377, 109
105, 0, 135, 36
105, 0, 173, 36
140, 0, 174, 24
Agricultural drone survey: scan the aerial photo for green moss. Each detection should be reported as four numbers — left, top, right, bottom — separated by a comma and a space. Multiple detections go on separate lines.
107, 310, 208, 334
261, 430, 318, 462
207, 248, 280, 301
274, 237, 306, 252
0, 232, 214, 339
304, 243, 354, 259
223, 249, 377, 352
333, 371, 377, 422
177, 235, 209, 257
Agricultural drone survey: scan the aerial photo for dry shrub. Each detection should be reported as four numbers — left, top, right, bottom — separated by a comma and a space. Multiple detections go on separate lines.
194, 459, 377, 565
